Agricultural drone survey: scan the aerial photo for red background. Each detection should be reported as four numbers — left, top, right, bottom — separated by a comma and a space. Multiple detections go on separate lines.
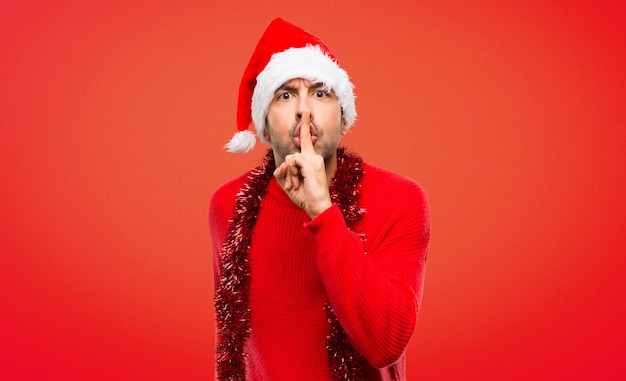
2, 1, 625, 380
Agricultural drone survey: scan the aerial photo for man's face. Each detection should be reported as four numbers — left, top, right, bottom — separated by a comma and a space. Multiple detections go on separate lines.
264, 78, 346, 164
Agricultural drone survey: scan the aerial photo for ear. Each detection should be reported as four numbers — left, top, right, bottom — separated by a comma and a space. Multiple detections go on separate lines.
263, 119, 271, 142
340, 110, 348, 135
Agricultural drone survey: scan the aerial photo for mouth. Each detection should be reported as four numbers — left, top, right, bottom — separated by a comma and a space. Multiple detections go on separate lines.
293, 123, 318, 148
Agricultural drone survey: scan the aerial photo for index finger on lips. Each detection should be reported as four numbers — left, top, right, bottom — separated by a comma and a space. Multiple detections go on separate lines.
300, 111, 315, 154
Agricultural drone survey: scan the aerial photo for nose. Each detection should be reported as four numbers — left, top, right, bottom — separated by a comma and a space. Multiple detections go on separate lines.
295, 94, 313, 123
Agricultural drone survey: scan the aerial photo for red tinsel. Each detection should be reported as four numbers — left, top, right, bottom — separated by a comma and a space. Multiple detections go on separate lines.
215, 148, 366, 381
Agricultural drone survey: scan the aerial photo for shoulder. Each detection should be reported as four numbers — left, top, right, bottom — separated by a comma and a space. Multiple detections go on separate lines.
210, 174, 246, 206
360, 163, 430, 222
362, 163, 428, 201
210, 173, 247, 207
208, 171, 250, 228
358, 162, 431, 251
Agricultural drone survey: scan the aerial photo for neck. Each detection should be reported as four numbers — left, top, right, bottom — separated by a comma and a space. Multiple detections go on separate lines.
323, 151, 339, 183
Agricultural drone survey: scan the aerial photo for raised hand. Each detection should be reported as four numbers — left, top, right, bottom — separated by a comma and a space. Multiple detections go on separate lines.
273, 112, 332, 219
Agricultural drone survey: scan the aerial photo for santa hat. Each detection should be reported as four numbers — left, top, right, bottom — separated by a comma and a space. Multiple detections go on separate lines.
225, 18, 356, 153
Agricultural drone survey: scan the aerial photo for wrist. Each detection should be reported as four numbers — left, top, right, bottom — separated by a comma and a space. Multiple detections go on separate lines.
308, 199, 332, 219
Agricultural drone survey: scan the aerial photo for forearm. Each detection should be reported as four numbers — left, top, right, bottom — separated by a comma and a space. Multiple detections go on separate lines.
306, 205, 427, 368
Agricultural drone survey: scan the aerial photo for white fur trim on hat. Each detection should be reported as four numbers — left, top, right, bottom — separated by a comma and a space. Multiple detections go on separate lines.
251, 45, 356, 144
224, 130, 257, 153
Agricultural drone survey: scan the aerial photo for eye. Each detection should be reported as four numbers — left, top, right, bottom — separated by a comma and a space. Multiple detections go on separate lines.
315, 90, 330, 98
274, 91, 293, 101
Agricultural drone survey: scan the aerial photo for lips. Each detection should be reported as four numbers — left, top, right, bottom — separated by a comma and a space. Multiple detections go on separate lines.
294, 135, 318, 147
293, 124, 318, 147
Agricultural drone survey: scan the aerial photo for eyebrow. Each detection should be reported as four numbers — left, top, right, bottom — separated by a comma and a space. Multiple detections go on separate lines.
274, 82, 329, 93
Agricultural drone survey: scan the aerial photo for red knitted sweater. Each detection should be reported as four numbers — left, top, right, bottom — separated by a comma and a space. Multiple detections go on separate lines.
209, 162, 430, 380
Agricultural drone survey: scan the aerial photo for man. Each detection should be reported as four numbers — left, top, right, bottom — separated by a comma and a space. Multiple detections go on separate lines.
209, 18, 430, 381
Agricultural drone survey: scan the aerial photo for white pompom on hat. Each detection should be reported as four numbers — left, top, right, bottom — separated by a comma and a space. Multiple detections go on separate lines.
225, 18, 356, 153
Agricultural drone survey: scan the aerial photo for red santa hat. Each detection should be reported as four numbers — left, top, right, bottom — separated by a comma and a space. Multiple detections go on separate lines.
225, 18, 357, 153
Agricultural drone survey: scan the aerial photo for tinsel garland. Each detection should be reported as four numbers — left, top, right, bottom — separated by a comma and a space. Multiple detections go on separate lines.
214, 148, 366, 381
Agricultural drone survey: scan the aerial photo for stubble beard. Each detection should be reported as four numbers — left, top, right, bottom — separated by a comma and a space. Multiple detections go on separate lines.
270, 120, 341, 164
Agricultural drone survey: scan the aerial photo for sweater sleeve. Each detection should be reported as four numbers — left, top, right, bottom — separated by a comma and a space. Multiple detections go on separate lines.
305, 179, 430, 369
